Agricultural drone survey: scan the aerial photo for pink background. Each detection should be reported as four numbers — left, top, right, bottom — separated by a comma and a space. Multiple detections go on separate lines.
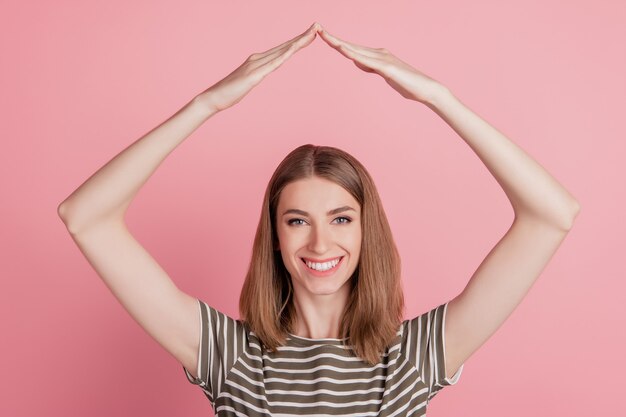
2, 0, 624, 415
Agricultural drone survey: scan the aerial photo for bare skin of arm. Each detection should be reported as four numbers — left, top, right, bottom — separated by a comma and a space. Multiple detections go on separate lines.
58, 23, 322, 379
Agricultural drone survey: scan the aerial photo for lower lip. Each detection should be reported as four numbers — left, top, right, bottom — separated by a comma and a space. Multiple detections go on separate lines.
301, 257, 344, 277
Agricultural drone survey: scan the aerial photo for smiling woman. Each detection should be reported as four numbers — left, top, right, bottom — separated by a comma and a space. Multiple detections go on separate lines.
180, 142, 464, 417
239, 144, 405, 364
58, 20, 579, 417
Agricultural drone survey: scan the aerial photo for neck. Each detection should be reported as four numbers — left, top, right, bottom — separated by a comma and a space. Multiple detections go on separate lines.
290, 283, 351, 339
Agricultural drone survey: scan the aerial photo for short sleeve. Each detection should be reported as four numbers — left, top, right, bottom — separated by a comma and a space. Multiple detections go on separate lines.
403, 301, 464, 402
182, 299, 247, 406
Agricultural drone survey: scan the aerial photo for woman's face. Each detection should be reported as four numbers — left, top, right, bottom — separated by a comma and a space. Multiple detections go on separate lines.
275, 176, 362, 298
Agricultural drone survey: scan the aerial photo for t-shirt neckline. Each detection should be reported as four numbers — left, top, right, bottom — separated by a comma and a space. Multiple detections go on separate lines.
286, 332, 348, 345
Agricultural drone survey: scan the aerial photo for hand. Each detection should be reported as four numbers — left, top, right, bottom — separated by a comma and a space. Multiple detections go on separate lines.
316, 25, 445, 104
200, 22, 321, 112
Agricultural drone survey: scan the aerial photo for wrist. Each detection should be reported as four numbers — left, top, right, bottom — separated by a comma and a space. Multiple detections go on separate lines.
192, 92, 221, 117
422, 83, 454, 109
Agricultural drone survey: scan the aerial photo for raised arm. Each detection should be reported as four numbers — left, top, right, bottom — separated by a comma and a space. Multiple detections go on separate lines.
317, 25, 580, 379
57, 22, 321, 379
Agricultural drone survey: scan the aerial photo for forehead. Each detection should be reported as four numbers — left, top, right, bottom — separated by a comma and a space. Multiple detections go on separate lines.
278, 177, 359, 211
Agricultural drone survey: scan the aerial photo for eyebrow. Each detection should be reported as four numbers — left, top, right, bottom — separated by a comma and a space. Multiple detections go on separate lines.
282, 206, 357, 217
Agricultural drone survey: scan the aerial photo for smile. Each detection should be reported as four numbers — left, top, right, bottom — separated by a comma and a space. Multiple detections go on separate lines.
301, 256, 344, 276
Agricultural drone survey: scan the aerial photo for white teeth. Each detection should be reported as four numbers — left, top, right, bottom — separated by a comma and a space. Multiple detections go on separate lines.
304, 257, 341, 271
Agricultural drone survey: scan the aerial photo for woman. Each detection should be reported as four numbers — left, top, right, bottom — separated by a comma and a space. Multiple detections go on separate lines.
58, 22, 580, 416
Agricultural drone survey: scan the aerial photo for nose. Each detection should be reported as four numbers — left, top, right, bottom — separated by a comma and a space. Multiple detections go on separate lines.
307, 223, 331, 254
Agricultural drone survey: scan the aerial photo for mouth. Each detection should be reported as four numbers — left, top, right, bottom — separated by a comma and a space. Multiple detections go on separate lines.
300, 256, 344, 277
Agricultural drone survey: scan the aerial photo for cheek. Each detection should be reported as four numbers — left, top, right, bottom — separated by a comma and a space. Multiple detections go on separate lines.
350, 229, 362, 247
277, 230, 303, 253
276, 226, 291, 247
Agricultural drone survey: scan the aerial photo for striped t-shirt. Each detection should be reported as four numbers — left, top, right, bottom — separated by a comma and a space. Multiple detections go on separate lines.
183, 299, 464, 416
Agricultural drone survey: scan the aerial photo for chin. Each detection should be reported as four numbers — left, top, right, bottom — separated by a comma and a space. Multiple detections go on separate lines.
304, 276, 352, 296
309, 284, 341, 296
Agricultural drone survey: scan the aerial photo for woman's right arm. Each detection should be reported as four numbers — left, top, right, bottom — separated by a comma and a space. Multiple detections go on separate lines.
57, 22, 320, 379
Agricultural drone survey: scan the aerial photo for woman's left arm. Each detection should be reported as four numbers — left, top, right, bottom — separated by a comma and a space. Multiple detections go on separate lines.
317, 25, 581, 379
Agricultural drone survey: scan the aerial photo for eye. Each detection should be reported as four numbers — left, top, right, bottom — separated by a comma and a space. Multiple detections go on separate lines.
286, 216, 352, 226
334, 216, 352, 224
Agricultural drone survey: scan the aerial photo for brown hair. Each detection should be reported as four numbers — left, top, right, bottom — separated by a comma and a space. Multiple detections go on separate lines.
238, 144, 404, 365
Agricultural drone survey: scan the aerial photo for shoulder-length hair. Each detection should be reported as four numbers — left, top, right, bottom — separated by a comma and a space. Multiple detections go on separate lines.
239, 144, 404, 366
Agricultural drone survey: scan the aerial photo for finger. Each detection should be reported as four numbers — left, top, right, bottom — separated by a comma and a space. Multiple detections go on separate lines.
318, 28, 383, 58
318, 29, 386, 73
251, 39, 306, 77
253, 22, 318, 60
248, 26, 316, 71
333, 44, 385, 73
248, 25, 316, 68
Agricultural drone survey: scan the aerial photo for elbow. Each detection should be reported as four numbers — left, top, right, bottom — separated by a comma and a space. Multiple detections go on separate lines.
517, 199, 581, 232
561, 200, 581, 231
57, 201, 69, 223
57, 202, 77, 233
57, 201, 80, 234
